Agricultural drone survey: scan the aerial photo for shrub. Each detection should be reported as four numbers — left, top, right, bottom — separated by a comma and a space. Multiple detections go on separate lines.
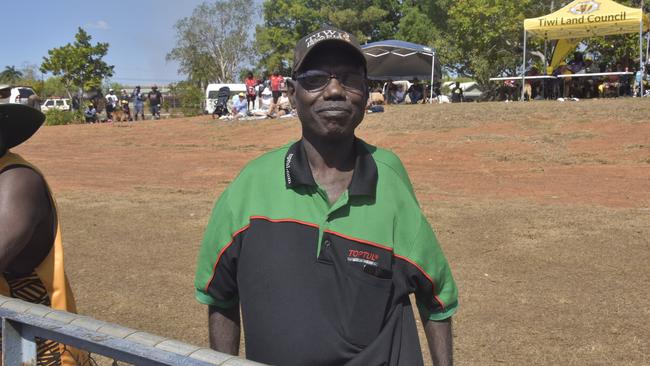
170, 81, 205, 117
44, 109, 82, 126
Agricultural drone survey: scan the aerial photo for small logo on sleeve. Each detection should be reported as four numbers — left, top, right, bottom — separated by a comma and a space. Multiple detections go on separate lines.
347, 249, 379, 266
285, 153, 294, 185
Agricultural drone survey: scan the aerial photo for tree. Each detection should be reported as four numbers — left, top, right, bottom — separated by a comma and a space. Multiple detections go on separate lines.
255, 0, 401, 74
0, 66, 23, 84
167, 0, 259, 86
40, 76, 68, 98
40, 27, 114, 98
444, 0, 532, 87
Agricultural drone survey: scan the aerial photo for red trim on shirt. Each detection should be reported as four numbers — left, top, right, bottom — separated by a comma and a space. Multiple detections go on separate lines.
204, 224, 250, 293
394, 253, 446, 311
250, 215, 320, 229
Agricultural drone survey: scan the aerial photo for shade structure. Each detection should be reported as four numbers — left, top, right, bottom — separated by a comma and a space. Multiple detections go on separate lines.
520, 0, 649, 99
524, 0, 649, 39
361, 40, 440, 81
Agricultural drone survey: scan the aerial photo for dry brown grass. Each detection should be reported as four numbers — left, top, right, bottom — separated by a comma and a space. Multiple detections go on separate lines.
15, 98, 650, 365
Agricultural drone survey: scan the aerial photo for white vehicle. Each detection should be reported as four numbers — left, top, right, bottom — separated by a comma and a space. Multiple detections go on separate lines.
0, 86, 38, 107
442, 81, 484, 102
41, 98, 71, 112
204, 83, 246, 114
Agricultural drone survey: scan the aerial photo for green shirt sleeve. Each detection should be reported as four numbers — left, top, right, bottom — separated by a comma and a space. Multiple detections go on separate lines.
409, 214, 459, 321
194, 189, 241, 308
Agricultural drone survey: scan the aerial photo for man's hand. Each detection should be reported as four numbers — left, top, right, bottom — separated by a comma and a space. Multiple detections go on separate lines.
208, 304, 241, 355
424, 317, 453, 366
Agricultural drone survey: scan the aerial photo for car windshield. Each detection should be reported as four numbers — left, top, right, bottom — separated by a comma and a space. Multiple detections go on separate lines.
208, 91, 220, 98
19, 88, 34, 97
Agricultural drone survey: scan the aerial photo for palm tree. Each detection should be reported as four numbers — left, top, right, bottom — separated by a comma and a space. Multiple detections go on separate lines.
0, 66, 23, 84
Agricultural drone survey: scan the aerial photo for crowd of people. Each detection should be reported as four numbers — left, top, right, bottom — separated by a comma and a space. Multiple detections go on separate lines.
216, 71, 294, 120
505, 52, 650, 101
82, 85, 163, 123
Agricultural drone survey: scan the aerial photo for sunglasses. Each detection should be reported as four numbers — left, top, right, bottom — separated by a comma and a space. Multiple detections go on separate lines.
294, 70, 365, 93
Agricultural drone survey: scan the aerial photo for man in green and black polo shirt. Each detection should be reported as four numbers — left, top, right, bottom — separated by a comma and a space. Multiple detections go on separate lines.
195, 26, 458, 366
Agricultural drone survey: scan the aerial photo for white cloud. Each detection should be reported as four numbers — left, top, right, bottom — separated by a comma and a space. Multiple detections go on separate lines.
86, 20, 110, 30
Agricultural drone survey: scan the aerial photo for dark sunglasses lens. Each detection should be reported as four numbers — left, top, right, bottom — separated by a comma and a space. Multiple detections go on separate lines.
300, 75, 330, 90
341, 74, 365, 91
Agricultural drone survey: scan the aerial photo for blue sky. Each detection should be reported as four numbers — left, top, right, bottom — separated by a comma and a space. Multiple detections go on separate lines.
2, 0, 260, 86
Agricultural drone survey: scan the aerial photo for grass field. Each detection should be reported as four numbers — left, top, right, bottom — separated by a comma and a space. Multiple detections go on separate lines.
15, 98, 650, 365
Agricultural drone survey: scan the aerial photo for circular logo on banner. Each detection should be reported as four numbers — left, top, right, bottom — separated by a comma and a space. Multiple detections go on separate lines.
569, 0, 600, 15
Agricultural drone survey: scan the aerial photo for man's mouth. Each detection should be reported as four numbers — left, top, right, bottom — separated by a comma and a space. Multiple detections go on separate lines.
315, 104, 352, 118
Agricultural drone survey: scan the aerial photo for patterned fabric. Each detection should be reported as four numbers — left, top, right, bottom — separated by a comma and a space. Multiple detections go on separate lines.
4, 272, 62, 366
0, 152, 85, 366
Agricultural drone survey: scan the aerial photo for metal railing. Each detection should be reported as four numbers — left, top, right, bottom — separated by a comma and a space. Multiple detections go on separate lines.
0, 295, 265, 366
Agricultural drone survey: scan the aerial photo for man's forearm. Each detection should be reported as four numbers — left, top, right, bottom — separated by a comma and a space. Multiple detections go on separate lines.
424, 317, 453, 366
208, 304, 240, 355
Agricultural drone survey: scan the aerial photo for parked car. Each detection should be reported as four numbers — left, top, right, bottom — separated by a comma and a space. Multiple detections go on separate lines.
0, 85, 40, 110
442, 81, 485, 102
6, 86, 37, 105
41, 98, 71, 112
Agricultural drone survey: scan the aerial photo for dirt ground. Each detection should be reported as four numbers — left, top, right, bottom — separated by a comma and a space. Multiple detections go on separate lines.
14, 98, 650, 365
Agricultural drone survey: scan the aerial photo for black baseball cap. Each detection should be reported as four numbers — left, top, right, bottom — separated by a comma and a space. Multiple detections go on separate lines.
0, 104, 45, 149
292, 26, 367, 76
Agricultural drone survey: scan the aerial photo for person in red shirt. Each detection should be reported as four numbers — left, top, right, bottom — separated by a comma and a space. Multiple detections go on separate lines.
268, 71, 285, 117
245, 72, 258, 111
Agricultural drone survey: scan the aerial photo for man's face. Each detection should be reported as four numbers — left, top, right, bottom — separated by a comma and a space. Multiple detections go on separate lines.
288, 44, 367, 141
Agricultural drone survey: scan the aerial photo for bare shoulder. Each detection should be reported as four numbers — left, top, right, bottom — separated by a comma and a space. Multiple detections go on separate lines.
0, 166, 48, 204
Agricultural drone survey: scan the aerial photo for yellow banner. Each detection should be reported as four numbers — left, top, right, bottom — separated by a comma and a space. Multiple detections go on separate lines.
524, 0, 649, 40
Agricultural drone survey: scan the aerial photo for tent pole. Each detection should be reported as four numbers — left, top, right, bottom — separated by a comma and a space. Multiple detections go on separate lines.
521, 30, 527, 101
641, 10, 645, 97
430, 52, 435, 104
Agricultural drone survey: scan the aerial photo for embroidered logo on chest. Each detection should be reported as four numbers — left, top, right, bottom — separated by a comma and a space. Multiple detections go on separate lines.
347, 249, 379, 266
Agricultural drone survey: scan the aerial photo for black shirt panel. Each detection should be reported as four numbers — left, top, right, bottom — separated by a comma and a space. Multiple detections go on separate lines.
235, 217, 426, 366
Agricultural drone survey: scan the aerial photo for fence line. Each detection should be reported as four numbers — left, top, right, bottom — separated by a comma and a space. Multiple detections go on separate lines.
0, 295, 265, 366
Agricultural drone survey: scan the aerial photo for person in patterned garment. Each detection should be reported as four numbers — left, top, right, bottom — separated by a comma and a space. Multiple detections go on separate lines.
0, 103, 86, 365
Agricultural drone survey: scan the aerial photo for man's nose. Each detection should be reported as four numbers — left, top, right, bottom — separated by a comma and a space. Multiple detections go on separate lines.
322, 77, 346, 100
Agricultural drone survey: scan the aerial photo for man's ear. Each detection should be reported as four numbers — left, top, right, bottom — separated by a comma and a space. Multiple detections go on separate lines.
287, 79, 297, 108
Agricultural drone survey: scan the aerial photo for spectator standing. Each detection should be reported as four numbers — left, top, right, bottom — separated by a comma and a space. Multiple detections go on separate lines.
148, 85, 163, 120
384, 80, 396, 104
268, 71, 284, 116
634, 66, 644, 97
451, 82, 464, 103
120, 100, 132, 121
71, 94, 80, 111
105, 89, 118, 121
119, 89, 130, 103
131, 86, 145, 120
245, 72, 258, 111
